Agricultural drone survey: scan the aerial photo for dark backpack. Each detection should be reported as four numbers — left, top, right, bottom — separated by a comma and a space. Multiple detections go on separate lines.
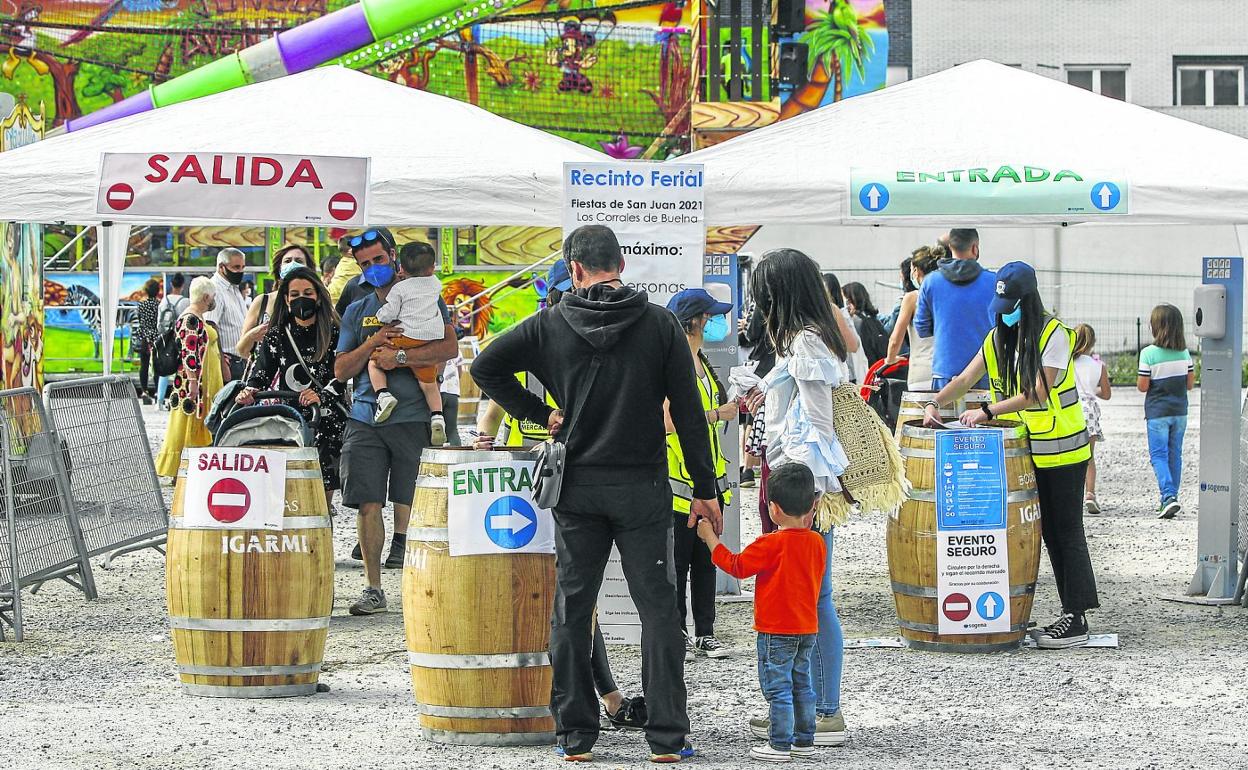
856, 313, 890, 366
153, 299, 183, 377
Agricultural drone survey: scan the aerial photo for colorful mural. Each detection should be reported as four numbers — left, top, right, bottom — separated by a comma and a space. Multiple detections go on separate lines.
0, 0, 692, 153
0, 222, 44, 389
778, 0, 886, 118
42, 270, 161, 374
441, 271, 540, 339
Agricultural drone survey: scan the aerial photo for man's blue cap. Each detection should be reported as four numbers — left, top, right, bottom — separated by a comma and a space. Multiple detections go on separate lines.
546, 259, 573, 292
666, 288, 733, 322
990, 261, 1038, 314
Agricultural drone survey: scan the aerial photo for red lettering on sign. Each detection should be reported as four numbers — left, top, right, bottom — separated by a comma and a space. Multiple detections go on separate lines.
211, 155, 232, 185
171, 155, 207, 184
251, 157, 282, 186
235, 155, 246, 185
145, 154, 170, 182
286, 159, 323, 189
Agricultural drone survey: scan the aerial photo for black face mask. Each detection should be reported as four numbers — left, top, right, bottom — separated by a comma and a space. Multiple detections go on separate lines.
222, 267, 244, 286
290, 296, 318, 321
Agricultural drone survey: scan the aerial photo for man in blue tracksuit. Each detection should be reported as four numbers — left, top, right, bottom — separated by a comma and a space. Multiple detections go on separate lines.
914, 228, 997, 390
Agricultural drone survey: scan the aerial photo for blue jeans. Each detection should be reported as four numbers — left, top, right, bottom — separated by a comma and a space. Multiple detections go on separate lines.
1147, 416, 1187, 503
156, 375, 171, 405
813, 527, 843, 716
757, 633, 817, 751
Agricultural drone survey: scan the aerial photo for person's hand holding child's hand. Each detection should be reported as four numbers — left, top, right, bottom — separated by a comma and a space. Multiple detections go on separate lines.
696, 518, 719, 549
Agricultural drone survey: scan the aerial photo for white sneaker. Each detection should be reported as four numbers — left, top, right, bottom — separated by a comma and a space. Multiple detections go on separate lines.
430, 413, 447, 446
1084, 495, 1101, 515
749, 745, 792, 763
374, 391, 398, 423
790, 745, 815, 760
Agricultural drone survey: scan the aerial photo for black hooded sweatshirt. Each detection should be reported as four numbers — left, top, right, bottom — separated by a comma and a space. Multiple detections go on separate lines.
471, 283, 718, 498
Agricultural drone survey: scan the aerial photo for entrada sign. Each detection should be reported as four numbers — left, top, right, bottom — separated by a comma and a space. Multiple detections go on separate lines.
96, 151, 370, 225
850, 165, 1128, 218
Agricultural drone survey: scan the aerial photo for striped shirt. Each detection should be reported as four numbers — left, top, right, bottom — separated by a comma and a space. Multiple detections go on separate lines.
1138, 345, 1192, 419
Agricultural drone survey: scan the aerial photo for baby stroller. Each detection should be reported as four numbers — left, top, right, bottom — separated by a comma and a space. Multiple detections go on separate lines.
207, 386, 317, 448
860, 357, 909, 432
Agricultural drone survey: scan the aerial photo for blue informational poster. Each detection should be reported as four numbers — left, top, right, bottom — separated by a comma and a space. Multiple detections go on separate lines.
935, 429, 1007, 531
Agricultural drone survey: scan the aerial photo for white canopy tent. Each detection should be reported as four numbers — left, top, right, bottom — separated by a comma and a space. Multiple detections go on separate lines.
685, 59, 1248, 228
0, 66, 608, 373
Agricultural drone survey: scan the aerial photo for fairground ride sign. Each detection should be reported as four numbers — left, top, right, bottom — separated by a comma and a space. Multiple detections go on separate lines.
849, 165, 1128, 218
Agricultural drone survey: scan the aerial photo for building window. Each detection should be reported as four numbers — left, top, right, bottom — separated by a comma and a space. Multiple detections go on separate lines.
1175, 63, 1244, 106
1066, 66, 1128, 101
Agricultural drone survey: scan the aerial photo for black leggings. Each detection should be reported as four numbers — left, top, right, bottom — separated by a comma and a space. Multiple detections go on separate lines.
590, 623, 617, 698
1035, 460, 1100, 614
138, 342, 153, 394
672, 511, 717, 638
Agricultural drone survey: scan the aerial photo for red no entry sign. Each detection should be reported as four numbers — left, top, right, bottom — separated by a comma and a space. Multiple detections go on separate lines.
328, 191, 358, 221
206, 477, 251, 524
105, 182, 134, 211
942, 593, 971, 622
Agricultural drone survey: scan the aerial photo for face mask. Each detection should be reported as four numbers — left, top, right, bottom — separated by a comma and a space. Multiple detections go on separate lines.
279, 261, 304, 279
222, 267, 244, 286
362, 261, 395, 288
290, 296, 318, 321
703, 314, 729, 343
1002, 306, 1023, 327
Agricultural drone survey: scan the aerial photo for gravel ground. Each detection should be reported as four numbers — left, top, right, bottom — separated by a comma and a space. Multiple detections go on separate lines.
2, 388, 1246, 770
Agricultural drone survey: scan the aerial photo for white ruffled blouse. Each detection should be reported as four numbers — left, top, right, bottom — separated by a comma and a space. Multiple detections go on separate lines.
762, 329, 851, 496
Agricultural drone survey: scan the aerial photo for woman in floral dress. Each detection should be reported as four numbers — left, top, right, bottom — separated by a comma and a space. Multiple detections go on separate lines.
155, 277, 225, 478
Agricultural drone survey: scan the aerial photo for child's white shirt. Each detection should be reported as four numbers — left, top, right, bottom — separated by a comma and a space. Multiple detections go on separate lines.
1073, 354, 1103, 399
374, 275, 445, 340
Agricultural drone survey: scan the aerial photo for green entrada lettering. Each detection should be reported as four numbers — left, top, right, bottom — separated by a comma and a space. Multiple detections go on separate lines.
451, 466, 535, 495
892, 165, 1085, 184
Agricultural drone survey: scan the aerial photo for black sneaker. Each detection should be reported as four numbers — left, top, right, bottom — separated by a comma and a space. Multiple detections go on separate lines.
350, 542, 362, 561
606, 695, 647, 730
1035, 612, 1089, 649
383, 544, 406, 569
1158, 498, 1181, 519
691, 635, 730, 659
740, 468, 757, 488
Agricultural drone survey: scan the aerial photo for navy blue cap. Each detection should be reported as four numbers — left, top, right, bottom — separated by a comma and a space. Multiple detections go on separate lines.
666, 288, 733, 322
546, 259, 573, 292
990, 261, 1038, 314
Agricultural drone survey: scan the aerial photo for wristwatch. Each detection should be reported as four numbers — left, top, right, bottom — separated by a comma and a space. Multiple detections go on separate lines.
980, 401, 993, 419
395, 349, 408, 365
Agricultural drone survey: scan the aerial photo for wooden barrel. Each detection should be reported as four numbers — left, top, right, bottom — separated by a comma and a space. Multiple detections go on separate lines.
458, 338, 482, 423
895, 390, 991, 440
404, 447, 556, 746
887, 421, 1041, 653
167, 447, 333, 697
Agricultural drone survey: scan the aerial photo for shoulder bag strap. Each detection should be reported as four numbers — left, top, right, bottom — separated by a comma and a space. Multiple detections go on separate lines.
552, 303, 602, 445
284, 324, 350, 417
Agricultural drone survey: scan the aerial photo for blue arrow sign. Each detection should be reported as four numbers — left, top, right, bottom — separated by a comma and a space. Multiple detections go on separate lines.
858, 182, 889, 212
976, 591, 1005, 621
1090, 181, 1121, 211
484, 495, 538, 550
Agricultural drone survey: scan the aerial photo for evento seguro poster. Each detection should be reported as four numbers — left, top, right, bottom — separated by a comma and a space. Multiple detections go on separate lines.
935, 430, 1011, 635
562, 161, 705, 307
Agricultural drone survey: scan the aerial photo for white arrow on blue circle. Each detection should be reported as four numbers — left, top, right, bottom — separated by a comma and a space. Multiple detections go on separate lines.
490, 508, 535, 534
1096, 184, 1113, 208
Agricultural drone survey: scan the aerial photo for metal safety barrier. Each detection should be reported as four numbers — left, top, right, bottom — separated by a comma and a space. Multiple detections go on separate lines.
42, 376, 167, 566
1, 387, 97, 642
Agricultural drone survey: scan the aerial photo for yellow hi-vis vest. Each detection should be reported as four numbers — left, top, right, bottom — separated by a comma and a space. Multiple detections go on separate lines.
666, 363, 732, 513
503, 372, 558, 447
982, 317, 1091, 469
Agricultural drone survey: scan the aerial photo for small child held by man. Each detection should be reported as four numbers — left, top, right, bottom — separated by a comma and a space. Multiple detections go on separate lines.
697, 462, 827, 763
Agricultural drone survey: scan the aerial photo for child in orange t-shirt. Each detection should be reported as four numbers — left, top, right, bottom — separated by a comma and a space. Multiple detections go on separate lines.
697, 463, 826, 763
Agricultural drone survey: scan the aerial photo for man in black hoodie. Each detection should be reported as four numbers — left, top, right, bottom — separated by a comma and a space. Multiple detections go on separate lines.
471, 225, 721, 761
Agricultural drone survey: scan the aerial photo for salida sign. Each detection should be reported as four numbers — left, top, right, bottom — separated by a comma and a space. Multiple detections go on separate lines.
97, 152, 369, 226
181, 448, 287, 530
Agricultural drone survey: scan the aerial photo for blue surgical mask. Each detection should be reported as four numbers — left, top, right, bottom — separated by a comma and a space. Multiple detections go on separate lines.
703, 314, 729, 342
1002, 306, 1023, 327
279, 261, 303, 279
362, 261, 395, 288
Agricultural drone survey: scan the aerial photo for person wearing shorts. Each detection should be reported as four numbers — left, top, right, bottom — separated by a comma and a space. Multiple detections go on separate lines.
334, 226, 457, 617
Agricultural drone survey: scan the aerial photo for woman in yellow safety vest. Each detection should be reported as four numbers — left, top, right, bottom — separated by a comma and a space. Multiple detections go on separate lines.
923, 261, 1098, 650
472, 259, 646, 731
664, 289, 737, 661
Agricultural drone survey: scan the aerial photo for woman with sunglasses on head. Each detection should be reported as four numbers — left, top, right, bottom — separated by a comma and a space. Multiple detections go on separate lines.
922, 261, 1098, 650
237, 244, 316, 359
236, 266, 347, 513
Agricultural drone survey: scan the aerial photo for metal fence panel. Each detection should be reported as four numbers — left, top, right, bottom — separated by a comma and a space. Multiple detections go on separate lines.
42, 377, 167, 560
0, 387, 97, 641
